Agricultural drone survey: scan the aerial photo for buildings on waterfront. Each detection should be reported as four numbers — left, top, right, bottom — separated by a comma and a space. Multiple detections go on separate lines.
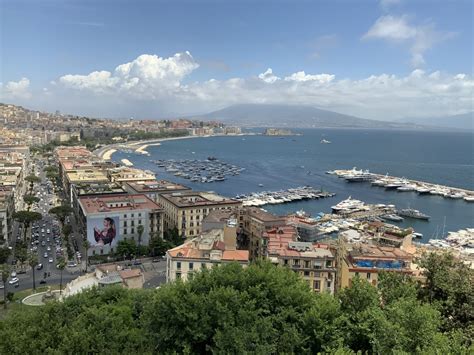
158, 191, 241, 238
124, 180, 191, 202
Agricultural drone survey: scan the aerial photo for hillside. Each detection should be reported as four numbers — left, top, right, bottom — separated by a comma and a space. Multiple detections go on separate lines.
190, 104, 423, 129
398, 112, 473, 130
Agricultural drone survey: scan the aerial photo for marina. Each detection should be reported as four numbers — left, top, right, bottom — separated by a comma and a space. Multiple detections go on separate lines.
235, 186, 335, 207
328, 167, 474, 202
150, 158, 245, 183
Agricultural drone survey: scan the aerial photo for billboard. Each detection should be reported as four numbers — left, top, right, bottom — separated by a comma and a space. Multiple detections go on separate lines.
87, 216, 119, 251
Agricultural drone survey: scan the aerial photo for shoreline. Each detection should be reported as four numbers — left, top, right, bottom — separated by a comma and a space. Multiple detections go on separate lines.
96, 133, 253, 161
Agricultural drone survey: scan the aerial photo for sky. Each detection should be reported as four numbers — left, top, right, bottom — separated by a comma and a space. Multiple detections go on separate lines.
0, 0, 472, 120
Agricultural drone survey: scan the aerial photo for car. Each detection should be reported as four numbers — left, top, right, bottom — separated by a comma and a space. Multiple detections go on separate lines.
41, 241, 46, 246
36, 263, 43, 270
47, 246, 51, 251
41, 228, 45, 233
10, 271, 17, 278
39, 280, 47, 285
133, 260, 142, 266
67, 261, 77, 267
46, 229, 50, 234
43, 252, 48, 258
48, 258, 53, 263
9, 277, 19, 285
0, 282, 4, 289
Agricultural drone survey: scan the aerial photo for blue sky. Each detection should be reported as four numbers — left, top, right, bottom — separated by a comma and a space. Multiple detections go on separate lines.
1, 0, 472, 119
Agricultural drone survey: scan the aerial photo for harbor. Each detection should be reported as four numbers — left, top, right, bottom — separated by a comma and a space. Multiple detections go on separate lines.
328, 167, 474, 202
235, 186, 335, 207
151, 158, 245, 183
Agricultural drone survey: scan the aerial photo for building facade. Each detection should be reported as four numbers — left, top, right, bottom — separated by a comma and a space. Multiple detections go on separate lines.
158, 191, 241, 239
77, 193, 164, 256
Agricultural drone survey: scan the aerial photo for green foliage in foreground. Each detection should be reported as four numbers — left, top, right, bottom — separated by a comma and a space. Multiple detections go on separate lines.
0, 260, 472, 354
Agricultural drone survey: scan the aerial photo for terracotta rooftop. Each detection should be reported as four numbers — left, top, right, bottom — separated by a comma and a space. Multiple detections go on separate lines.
79, 193, 163, 214
245, 207, 286, 223
119, 269, 142, 279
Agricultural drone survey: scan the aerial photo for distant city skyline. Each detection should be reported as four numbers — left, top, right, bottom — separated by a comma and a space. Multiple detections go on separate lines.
0, 0, 472, 120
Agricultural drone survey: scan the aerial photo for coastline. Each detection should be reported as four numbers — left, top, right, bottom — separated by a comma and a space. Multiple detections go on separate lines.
96, 133, 252, 161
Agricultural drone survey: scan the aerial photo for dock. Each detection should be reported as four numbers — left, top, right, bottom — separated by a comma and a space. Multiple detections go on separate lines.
235, 186, 335, 207
328, 168, 474, 202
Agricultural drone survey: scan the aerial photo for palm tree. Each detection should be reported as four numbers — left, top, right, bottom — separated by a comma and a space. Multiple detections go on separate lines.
1, 264, 10, 309
57, 257, 66, 295
137, 225, 144, 258
28, 254, 39, 291
82, 239, 91, 273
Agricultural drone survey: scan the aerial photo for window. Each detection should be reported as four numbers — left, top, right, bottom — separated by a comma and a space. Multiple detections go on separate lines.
131, 213, 134, 217
138, 220, 142, 225
313, 280, 320, 290
176, 272, 181, 279
124, 214, 127, 218
326, 260, 332, 268
293, 259, 300, 266
138, 213, 141, 217
190, 222, 194, 227
355, 272, 359, 277
304, 271, 310, 276
284, 259, 288, 265
131, 220, 135, 226
189, 262, 194, 270
124, 221, 127, 227
177, 262, 181, 269
131, 228, 135, 234
190, 230, 194, 235
124, 229, 128, 235
367, 273, 371, 280
304, 260, 310, 268
327, 281, 332, 289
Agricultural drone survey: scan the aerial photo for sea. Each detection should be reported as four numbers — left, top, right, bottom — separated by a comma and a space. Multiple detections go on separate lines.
112, 128, 474, 243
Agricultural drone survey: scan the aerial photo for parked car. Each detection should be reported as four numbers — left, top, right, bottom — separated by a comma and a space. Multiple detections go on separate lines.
39, 280, 47, 285
9, 277, 19, 285
48, 258, 53, 263
36, 263, 43, 270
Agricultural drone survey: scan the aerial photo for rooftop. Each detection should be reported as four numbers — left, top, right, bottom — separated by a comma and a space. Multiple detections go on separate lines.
244, 207, 286, 223
125, 179, 190, 193
66, 169, 109, 183
78, 193, 163, 215
160, 191, 240, 208
74, 182, 126, 196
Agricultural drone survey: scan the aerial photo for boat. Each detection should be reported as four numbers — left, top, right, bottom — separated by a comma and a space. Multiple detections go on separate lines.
413, 232, 423, 239
463, 196, 474, 202
397, 208, 430, 220
320, 139, 331, 144
258, 183, 264, 187
207, 156, 217, 161
382, 214, 404, 222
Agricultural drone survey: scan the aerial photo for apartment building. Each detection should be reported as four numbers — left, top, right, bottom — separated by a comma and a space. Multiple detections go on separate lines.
107, 166, 156, 183
166, 222, 249, 282
0, 186, 14, 246
263, 226, 337, 294
77, 193, 164, 256
340, 244, 413, 288
158, 191, 241, 239
239, 207, 287, 260
123, 179, 190, 202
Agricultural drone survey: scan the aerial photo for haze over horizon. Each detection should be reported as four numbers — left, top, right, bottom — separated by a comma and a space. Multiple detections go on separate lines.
0, 0, 472, 122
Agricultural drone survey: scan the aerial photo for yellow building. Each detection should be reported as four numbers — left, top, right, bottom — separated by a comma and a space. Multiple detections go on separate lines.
158, 191, 241, 239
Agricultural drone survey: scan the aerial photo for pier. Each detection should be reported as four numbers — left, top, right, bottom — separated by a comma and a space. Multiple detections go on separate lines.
328, 168, 474, 202
235, 186, 335, 207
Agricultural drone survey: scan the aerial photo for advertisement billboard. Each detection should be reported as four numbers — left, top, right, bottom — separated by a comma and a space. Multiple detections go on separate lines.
87, 216, 120, 251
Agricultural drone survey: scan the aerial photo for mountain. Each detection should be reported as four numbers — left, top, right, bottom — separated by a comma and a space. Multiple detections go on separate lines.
398, 112, 473, 130
190, 104, 423, 129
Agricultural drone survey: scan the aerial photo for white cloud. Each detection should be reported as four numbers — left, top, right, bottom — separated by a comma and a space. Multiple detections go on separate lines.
363, 15, 455, 67
52, 52, 473, 120
284, 71, 335, 83
258, 68, 280, 83
0, 77, 32, 99
59, 51, 199, 98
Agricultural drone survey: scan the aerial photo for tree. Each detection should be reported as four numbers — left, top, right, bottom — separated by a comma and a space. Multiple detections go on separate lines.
417, 252, 474, 343
377, 271, 418, 305
82, 239, 91, 273
0, 247, 11, 264
116, 239, 136, 260
149, 235, 173, 257
136, 225, 144, 256
15, 247, 28, 270
62, 224, 72, 238
0, 264, 9, 309
163, 227, 183, 246
23, 195, 40, 211
57, 256, 66, 295
24, 175, 41, 194
28, 254, 39, 291
13, 211, 42, 241
49, 205, 73, 226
